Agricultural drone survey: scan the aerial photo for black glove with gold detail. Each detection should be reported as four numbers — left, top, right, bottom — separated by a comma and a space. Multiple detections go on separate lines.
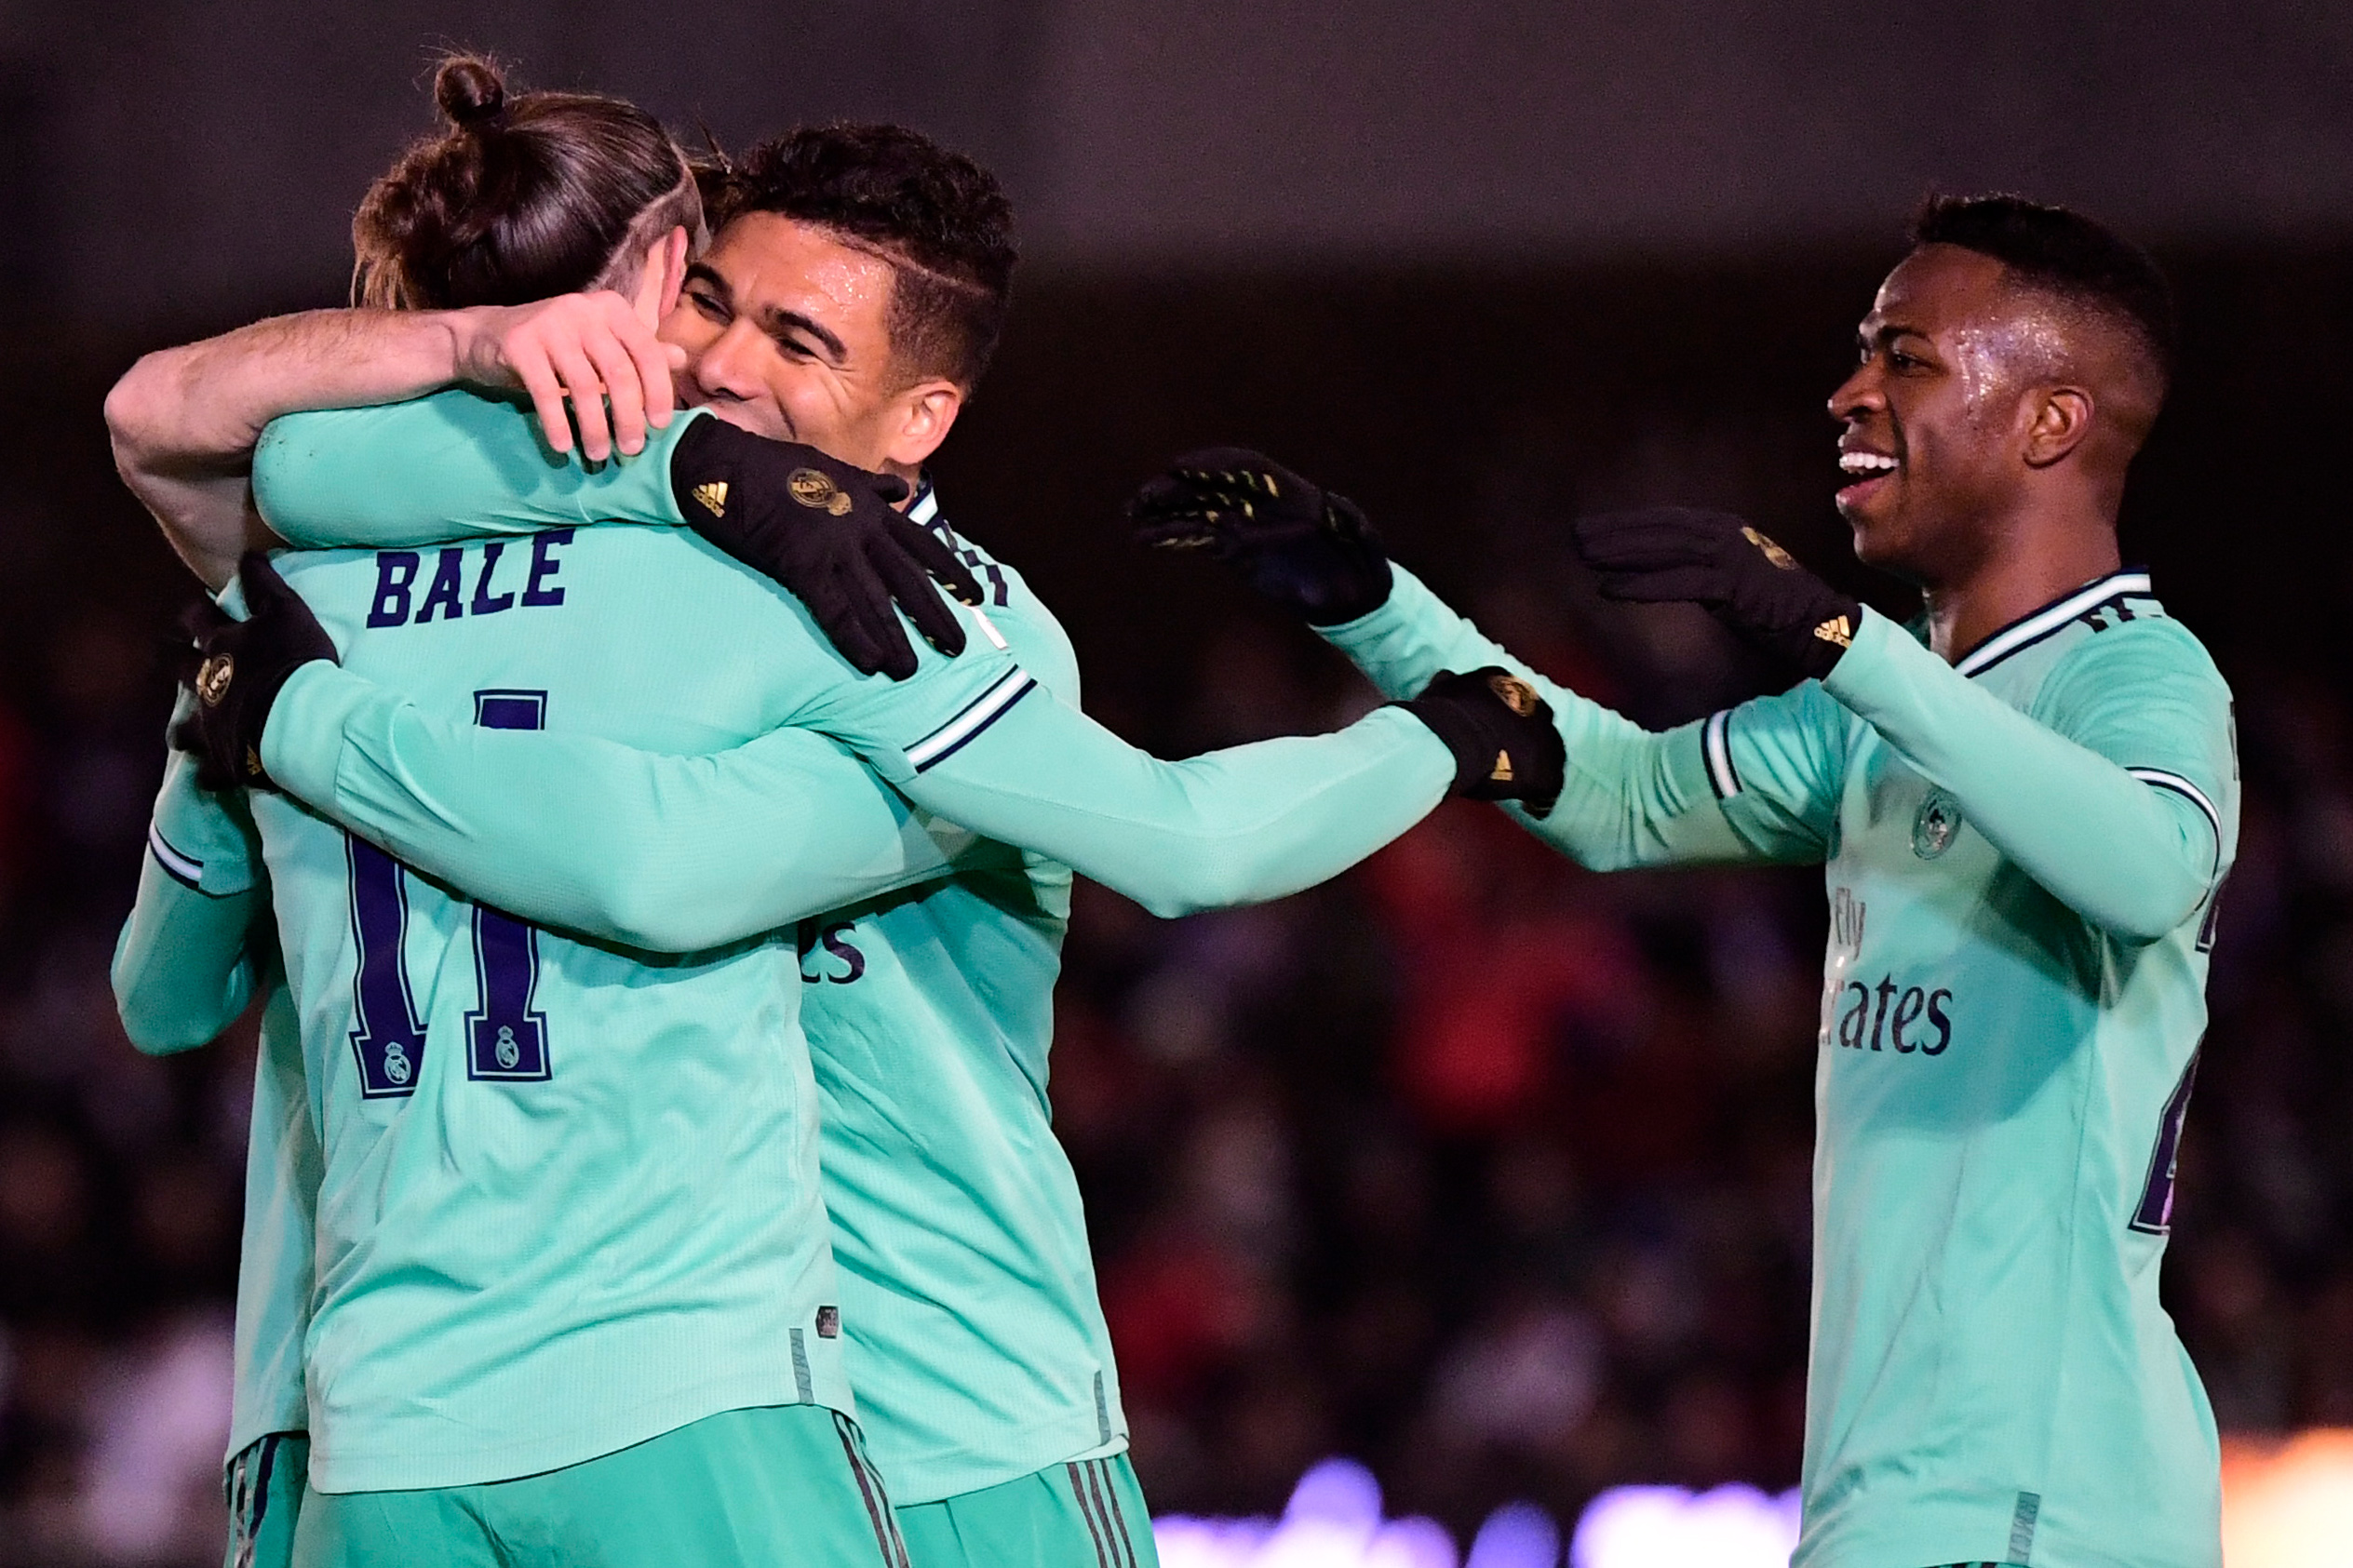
668, 418, 982, 680
172, 552, 339, 793
1127, 448, 1392, 625
1395, 667, 1565, 818
1572, 507, 1861, 681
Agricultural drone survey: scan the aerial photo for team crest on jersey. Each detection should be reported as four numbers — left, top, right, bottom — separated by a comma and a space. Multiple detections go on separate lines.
1913, 788, 1962, 859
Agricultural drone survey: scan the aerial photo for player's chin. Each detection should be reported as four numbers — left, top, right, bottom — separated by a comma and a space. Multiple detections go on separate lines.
1840, 501, 1902, 569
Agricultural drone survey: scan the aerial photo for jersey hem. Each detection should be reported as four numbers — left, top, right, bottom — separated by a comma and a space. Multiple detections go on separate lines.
1795, 1513, 2217, 1568
306, 1372, 848, 1494
868, 1407, 1131, 1507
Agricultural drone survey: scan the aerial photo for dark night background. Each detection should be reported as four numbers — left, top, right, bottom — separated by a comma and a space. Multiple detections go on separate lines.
0, 5, 2348, 1561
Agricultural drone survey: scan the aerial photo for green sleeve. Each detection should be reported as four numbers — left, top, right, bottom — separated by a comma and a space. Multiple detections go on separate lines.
816, 678, 1457, 918
251, 390, 700, 549
267, 657, 1453, 929
260, 663, 961, 954
112, 720, 268, 1053
1319, 566, 1837, 867
1823, 607, 2232, 943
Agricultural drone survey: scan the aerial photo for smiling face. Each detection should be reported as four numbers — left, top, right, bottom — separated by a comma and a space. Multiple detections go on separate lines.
1826, 244, 2063, 583
656, 211, 961, 476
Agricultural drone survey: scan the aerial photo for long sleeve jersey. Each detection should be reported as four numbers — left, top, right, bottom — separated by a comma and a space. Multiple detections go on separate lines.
1322, 566, 2235, 1568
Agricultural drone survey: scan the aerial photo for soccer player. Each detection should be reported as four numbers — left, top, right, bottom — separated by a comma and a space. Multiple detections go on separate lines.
121, 102, 1561, 1568
1132, 196, 2235, 1568
107, 62, 749, 1568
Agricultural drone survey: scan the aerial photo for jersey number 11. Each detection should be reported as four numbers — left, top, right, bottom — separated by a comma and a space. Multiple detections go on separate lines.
344, 689, 555, 1097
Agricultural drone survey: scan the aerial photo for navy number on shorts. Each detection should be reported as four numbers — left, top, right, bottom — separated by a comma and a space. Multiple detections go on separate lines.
347, 838, 429, 1096
2130, 1049, 2200, 1235
343, 690, 557, 1094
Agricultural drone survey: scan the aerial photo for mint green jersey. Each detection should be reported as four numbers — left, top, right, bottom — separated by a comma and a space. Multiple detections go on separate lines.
244, 525, 1049, 1494
794, 489, 1128, 1502
249, 395, 1454, 1503
114, 732, 316, 1466
1326, 568, 2234, 1568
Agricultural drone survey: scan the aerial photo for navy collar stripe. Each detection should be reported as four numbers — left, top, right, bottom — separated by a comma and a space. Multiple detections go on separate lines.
1954, 570, 2153, 678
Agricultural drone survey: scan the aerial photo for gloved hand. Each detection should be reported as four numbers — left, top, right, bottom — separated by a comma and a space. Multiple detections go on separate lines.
1395, 667, 1565, 817
1572, 507, 1861, 680
1127, 448, 1392, 624
172, 552, 339, 792
669, 419, 984, 679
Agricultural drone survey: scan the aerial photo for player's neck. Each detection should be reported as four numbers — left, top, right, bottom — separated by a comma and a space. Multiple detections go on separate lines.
1921, 516, 2123, 666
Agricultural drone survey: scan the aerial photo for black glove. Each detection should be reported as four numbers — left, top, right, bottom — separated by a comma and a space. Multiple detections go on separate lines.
1572, 507, 1861, 680
171, 552, 339, 792
1127, 448, 1392, 624
1395, 667, 1565, 818
669, 419, 984, 680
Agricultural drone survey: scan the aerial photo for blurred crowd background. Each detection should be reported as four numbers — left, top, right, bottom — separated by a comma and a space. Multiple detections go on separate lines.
2, 4, 2350, 1561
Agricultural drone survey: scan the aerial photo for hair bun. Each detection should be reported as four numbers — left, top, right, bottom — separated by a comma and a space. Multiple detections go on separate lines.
434, 55, 507, 130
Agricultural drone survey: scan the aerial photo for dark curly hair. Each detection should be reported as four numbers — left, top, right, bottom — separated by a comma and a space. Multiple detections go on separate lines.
352, 54, 704, 311
698, 124, 1017, 390
1912, 193, 2176, 394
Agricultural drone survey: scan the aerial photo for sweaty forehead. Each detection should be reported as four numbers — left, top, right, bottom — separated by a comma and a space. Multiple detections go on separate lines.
1863, 245, 2022, 338
706, 212, 896, 337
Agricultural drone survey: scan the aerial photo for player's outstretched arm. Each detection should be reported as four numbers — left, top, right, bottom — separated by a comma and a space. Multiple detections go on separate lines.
113, 716, 270, 1052
185, 548, 1549, 935
254, 389, 980, 678
243, 651, 1546, 935
106, 294, 670, 589
1320, 565, 1846, 869
1822, 609, 2230, 943
256, 665, 961, 953
813, 666, 1561, 918
1126, 453, 1831, 869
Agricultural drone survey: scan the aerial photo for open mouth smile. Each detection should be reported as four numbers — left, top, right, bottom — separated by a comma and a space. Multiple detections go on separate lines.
1836, 449, 1898, 507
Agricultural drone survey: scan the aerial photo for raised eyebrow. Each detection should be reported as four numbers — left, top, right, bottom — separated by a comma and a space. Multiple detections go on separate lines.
759, 305, 848, 363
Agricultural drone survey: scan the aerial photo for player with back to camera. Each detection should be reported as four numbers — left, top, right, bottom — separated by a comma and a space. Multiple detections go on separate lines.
110, 58, 985, 1568
1128, 196, 2235, 1568
110, 62, 1566, 1568
107, 59, 805, 1568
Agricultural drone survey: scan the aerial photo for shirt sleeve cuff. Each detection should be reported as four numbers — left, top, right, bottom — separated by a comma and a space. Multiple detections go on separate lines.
1820, 604, 1929, 714
1316, 564, 1434, 651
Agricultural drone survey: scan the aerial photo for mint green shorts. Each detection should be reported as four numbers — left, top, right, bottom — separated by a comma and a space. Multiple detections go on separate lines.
289, 1405, 907, 1568
894, 1454, 1158, 1568
226, 1432, 307, 1568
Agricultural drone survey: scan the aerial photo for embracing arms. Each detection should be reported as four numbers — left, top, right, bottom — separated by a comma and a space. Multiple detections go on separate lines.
106, 294, 676, 588
113, 301, 965, 674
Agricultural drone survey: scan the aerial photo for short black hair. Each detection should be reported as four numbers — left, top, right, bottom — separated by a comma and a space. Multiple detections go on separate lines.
1911, 193, 2177, 389
699, 124, 1017, 390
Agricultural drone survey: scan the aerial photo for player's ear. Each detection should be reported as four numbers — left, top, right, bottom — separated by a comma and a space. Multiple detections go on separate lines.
2023, 385, 2095, 469
629, 227, 692, 328
881, 380, 963, 470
